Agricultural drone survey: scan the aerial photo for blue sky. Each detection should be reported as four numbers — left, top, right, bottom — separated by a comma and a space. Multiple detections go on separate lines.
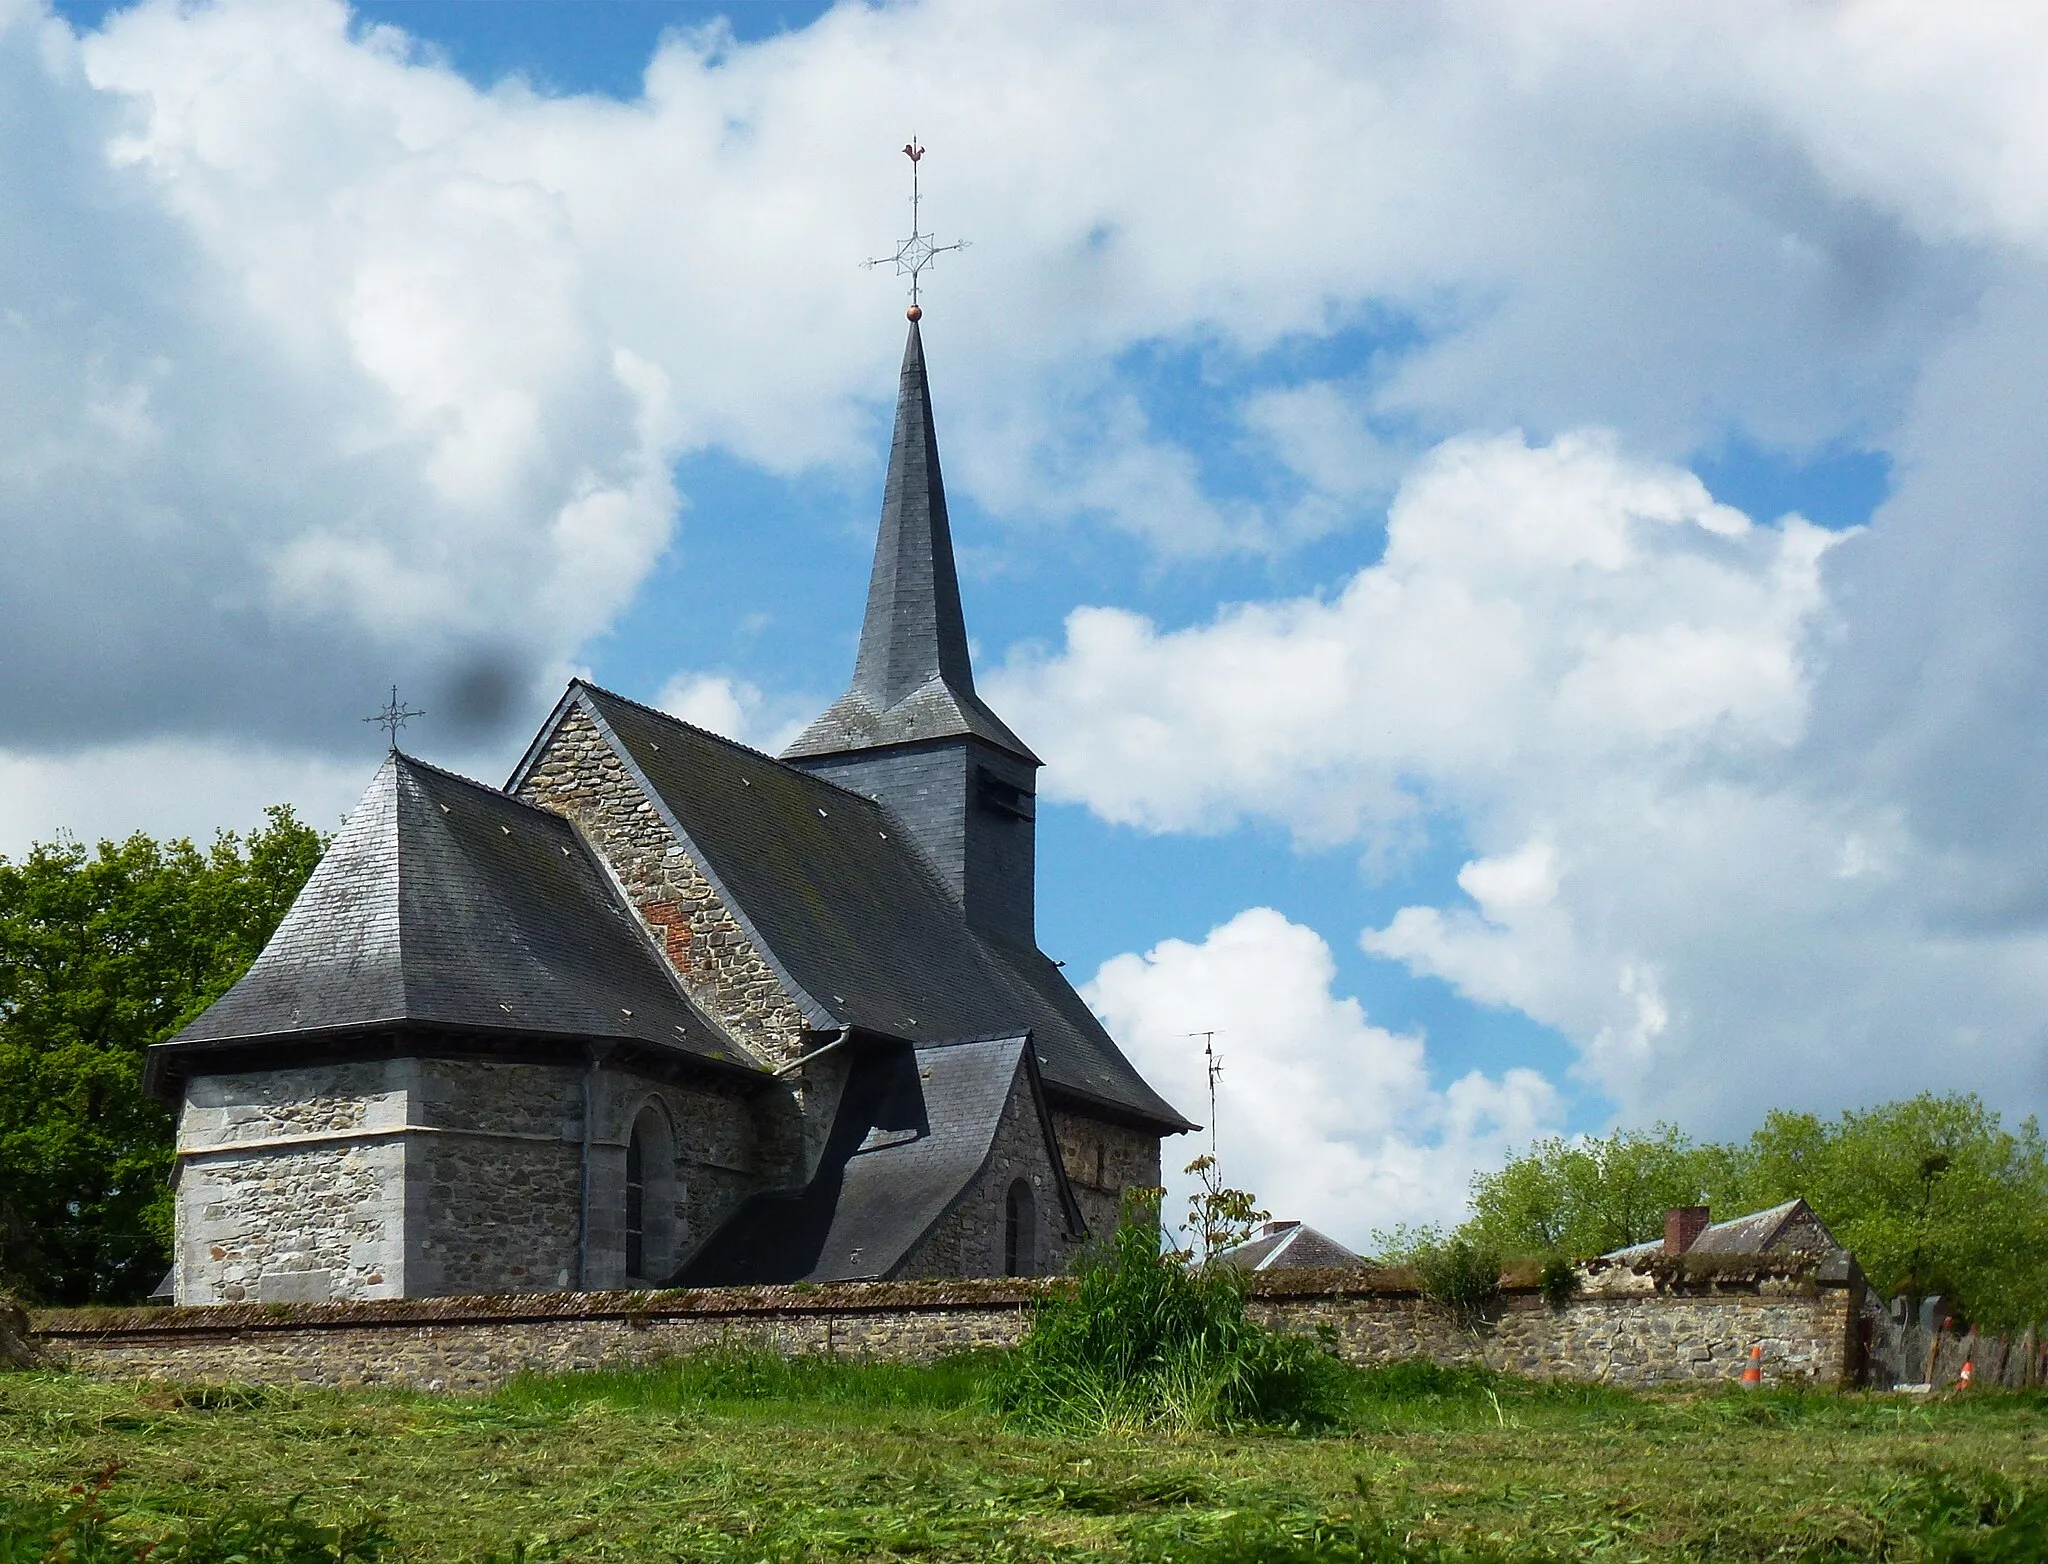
7, 0, 2045, 1241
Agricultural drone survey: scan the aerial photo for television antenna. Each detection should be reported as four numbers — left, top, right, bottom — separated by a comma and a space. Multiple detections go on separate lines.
1188, 1030, 1223, 1160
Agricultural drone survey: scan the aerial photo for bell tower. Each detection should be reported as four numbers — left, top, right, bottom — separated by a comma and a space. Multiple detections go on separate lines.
781, 320, 1040, 946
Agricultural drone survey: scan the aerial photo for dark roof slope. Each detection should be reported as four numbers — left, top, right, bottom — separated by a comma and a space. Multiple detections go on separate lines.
150, 753, 745, 1089
676, 1035, 1069, 1284
782, 321, 1036, 765
1602, 1199, 1838, 1261
1213, 1221, 1364, 1272
547, 684, 1190, 1130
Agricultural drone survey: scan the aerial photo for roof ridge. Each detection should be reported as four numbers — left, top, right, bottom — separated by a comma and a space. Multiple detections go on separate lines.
570, 679, 896, 810
392, 749, 576, 823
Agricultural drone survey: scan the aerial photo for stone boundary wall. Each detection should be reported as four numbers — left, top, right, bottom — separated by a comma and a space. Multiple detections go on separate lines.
26, 1257, 1860, 1395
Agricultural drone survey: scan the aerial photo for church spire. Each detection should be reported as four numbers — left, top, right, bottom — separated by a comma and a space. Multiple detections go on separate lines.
782, 321, 1036, 764
851, 319, 976, 710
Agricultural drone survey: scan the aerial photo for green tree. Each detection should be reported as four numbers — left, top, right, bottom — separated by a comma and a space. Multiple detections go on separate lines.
1460, 1094, 2048, 1329
0, 807, 324, 1303
1724, 1096, 2048, 1331
1461, 1124, 1739, 1259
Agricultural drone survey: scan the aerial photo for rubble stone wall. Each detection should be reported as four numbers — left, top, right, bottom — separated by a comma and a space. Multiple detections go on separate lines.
900, 1070, 1081, 1280
1049, 1112, 1162, 1240
35, 1260, 1861, 1393
174, 1060, 412, 1305
515, 706, 810, 1068
173, 1058, 774, 1304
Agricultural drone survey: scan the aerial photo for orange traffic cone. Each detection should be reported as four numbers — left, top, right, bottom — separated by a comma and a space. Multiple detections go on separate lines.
1742, 1343, 1762, 1388
1959, 1358, 1975, 1388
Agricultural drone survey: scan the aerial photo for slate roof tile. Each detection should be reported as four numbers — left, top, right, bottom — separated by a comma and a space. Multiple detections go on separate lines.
149, 752, 743, 1091
676, 1035, 1061, 1283
562, 683, 1192, 1131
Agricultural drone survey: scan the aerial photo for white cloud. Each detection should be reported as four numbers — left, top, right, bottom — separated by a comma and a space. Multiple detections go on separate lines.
0, 737, 367, 857
653, 671, 813, 757
992, 430, 1838, 848
1002, 428, 2048, 1135
0, 0, 2008, 766
1085, 906, 1560, 1247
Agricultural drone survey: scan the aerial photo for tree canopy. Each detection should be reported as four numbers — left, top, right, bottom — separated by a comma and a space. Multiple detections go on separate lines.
1458, 1096, 2048, 1329
0, 809, 324, 1303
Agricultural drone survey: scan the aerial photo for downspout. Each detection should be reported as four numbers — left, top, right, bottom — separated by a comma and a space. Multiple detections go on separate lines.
773, 1025, 855, 1077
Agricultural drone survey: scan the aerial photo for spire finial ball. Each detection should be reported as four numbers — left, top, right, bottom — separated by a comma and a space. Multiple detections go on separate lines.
906, 304, 923, 322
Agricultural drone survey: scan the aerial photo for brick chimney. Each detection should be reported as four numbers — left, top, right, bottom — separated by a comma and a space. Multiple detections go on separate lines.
1664, 1206, 1710, 1256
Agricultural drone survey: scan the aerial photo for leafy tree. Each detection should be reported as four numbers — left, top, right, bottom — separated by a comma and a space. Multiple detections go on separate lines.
1460, 1095, 2048, 1329
1461, 1124, 1739, 1259
0, 808, 324, 1303
1723, 1097, 2048, 1331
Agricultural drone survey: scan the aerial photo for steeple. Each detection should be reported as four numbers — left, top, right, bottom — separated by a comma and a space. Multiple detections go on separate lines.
783, 320, 1041, 945
782, 321, 1037, 765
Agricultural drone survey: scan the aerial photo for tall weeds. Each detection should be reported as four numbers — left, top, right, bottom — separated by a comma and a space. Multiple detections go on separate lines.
989, 1191, 1347, 1433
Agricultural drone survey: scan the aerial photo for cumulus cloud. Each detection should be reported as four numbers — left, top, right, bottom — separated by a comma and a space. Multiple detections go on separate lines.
5, 0, 2048, 1184
992, 431, 1836, 848
654, 671, 814, 757
0, 0, 2003, 761
1085, 907, 1560, 1245
1002, 428, 2048, 1135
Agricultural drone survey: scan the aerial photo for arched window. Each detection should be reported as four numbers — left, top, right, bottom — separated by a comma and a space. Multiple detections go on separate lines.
1004, 1179, 1036, 1276
625, 1123, 646, 1280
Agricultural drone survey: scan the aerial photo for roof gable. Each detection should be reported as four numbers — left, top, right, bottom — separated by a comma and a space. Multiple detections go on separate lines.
518, 682, 1189, 1130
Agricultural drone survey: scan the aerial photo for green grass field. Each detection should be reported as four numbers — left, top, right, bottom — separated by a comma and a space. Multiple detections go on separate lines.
3, 1355, 2047, 1561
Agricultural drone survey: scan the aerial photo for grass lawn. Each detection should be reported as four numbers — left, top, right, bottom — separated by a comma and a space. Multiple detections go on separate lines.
3, 1355, 2046, 1561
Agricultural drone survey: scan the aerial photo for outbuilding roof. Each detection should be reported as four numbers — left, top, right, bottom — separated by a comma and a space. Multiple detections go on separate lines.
1212, 1221, 1364, 1272
1601, 1198, 1837, 1261
146, 752, 746, 1097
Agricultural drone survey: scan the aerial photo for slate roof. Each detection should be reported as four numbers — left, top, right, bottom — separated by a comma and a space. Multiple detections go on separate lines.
676, 1035, 1079, 1284
1213, 1221, 1364, 1272
147, 752, 747, 1096
782, 321, 1037, 766
1601, 1198, 1837, 1261
536, 683, 1192, 1131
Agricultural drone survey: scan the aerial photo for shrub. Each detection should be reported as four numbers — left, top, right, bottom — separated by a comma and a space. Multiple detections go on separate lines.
1537, 1256, 1580, 1309
1413, 1238, 1503, 1318
988, 1190, 1349, 1433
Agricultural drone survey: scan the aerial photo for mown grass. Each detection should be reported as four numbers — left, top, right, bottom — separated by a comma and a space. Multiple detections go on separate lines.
4, 1354, 2048, 1561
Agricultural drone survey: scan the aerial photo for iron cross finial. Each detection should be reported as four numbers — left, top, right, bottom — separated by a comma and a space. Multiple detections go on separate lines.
863, 139, 968, 318
364, 685, 425, 750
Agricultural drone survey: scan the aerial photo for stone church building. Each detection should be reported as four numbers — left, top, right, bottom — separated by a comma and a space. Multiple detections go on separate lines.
144, 321, 1191, 1305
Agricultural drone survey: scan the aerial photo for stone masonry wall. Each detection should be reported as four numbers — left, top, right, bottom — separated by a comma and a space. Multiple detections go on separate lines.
175, 1061, 411, 1305
516, 707, 810, 1068
37, 1260, 1862, 1395
405, 1061, 585, 1298
900, 1068, 1080, 1280
176, 1058, 775, 1303
1050, 1112, 1162, 1241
